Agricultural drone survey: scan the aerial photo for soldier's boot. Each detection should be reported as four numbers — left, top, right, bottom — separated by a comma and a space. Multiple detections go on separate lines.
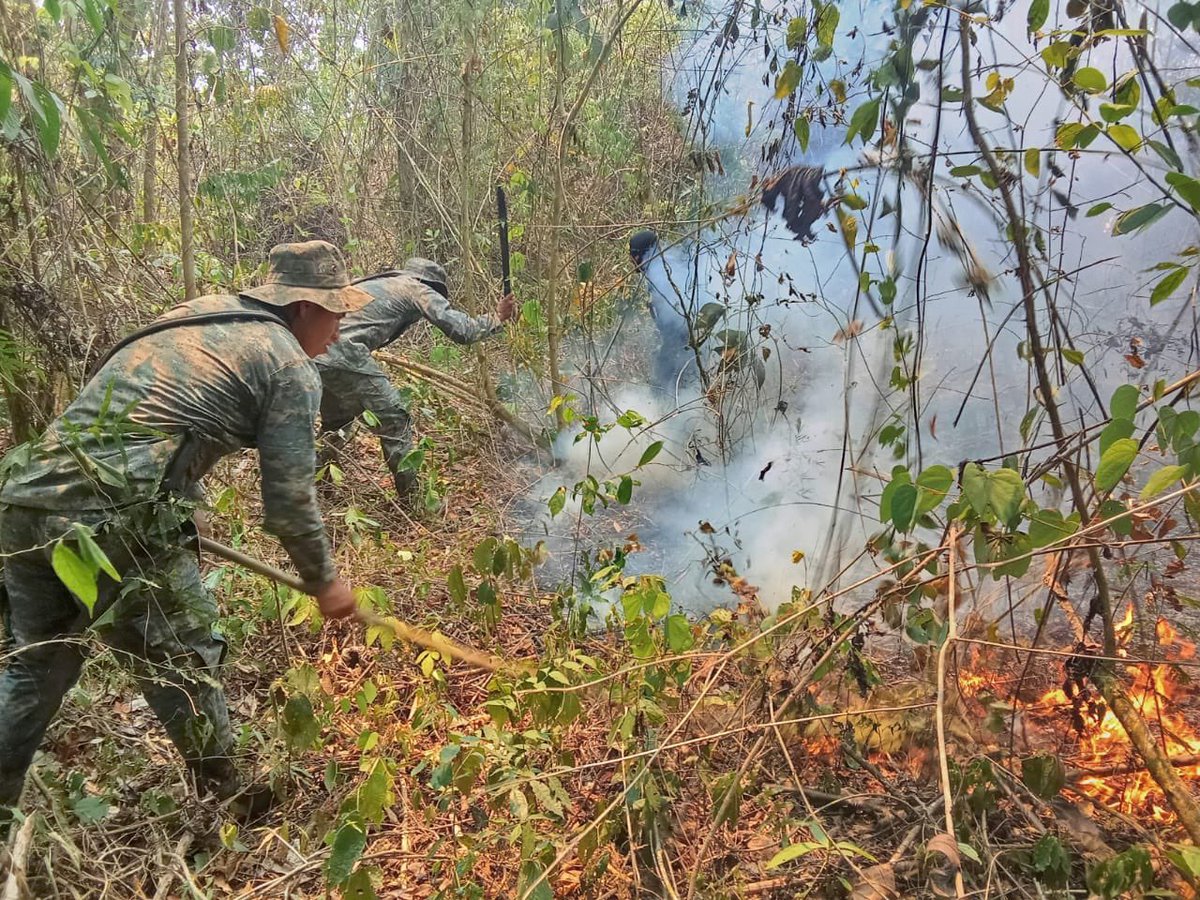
189, 756, 277, 823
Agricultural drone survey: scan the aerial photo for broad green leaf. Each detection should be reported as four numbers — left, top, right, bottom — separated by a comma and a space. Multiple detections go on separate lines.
473, 537, 497, 573
1151, 266, 1189, 305
72, 794, 110, 824
891, 483, 919, 531
666, 614, 694, 652
1099, 418, 1135, 456
548, 485, 566, 517
281, 696, 320, 752
1028, 509, 1079, 549
0, 63, 10, 125
1086, 202, 1113, 217
845, 98, 881, 146
1149, 140, 1184, 171
815, 3, 839, 47
950, 164, 982, 177
1141, 465, 1187, 500
44, 0, 62, 19
1095, 438, 1139, 492
1100, 102, 1136, 123
52, 542, 98, 613
1106, 123, 1141, 151
878, 466, 911, 524
1110, 384, 1140, 421
1024, 147, 1040, 177
987, 468, 1026, 527
1040, 41, 1074, 68
1166, 171, 1200, 212
1062, 347, 1085, 366
1168, 1, 1194, 28
916, 465, 954, 514
1167, 843, 1200, 880
1022, 754, 1066, 799
786, 16, 807, 50
961, 463, 989, 518
638, 440, 663, 467
342, 867, 380, 900
1073, 67, 1107, 93
616, 476, 633, 504
794, 116, 810, 152
775, 60, 801, 100
1113, 203, 1170, 236
22, 79, 62, 157
1027, 0, 1049, 31
447, 565, 467, 605
326, 822, 366, 885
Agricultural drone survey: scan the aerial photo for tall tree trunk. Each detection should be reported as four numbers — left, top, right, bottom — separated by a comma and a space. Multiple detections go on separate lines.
174, 0, 196, 299
142, 0, 170, 226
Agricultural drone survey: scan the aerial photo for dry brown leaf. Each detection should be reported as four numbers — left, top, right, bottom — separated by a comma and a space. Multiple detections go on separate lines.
925, 832, 961, 898
850, 863, 898, 899
834, 320, 864, 344
273, 14, 290, 55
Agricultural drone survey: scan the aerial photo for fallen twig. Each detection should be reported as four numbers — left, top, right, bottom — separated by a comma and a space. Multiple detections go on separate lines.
2, 814, 35, 900
153, 832, 194, 900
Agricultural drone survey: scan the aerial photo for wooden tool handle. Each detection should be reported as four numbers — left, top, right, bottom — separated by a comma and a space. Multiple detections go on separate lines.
198, 536, 501, 671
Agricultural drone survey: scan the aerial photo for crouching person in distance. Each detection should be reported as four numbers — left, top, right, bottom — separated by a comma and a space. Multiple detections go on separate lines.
315, 258, 514, 500
0, 240, 370, 836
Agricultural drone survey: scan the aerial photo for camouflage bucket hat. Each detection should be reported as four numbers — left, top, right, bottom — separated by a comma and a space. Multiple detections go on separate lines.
404, 258, 450, 297
242, 241, 373, 314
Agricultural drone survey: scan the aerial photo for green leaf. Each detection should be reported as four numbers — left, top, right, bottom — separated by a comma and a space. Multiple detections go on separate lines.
1149, 140, 1184, 171
815, 2, 839, 47
1141, 464, 1187, 500
1167, 843, 1200, 880
1086, 202, 1113, 217
44, 0, 62, 19
52, 542, 98, 613
987, 468, 1026, 527
1040, 41, 1074, 68
1024, 147, 1040, 177
1110, 384, 1140, 421
1073, 67, 1108, 93
1151, 266, 1189, 305
768, 839, 876, 869
916, 465, 954, 514
786, 16, 807, 50
21, 78, 62, 157
548, 485, 566, 517
666, 614, 694, 652
342, 867, 380, 900
617, 475, 633, 505
845, 98, 881, 146
72, 794, 110, 824
1028, 0, 1049, 31
891, 483, 919, 532
73, 524, 119, 582
1166, 171, 1200, 212
1096, 438, 1139, 492
1062, 347, 1085, 366
794, 116, 810, 153
447, 565, 467, 605
774, 60, 801, 100
1106, 123, 1141, 151
950, 165, 982, 177
1022, 753, 1065, 800
517, 860, 553, 900
0, 63, 10, 126
473, 537, 497, 574
1028, 509, 1079, 549
1099, 418, 1135, 456
961, 463, 989, 518
1113, 203, 1170, 236
1099, 101, 1137, 122
1168, 2, 1194, 28
326, 822, 367, 885
281, 696, 320, 753
878, 466, 911, 524
638, 440, 663, 467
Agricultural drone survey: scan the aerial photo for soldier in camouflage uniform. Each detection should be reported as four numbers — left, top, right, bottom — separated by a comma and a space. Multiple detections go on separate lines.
0, 241, 370, 836
316, 258, 514, 496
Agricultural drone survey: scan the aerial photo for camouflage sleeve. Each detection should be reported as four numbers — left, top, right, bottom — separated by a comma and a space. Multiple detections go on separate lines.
416, 283, 504, 345
257, 359, 337, 586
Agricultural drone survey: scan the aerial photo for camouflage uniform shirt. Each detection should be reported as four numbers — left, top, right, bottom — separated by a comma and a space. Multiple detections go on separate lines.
0, 294, 336, 585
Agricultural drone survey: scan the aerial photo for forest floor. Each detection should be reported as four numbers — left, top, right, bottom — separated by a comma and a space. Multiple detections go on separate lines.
5, 352, 1200, 899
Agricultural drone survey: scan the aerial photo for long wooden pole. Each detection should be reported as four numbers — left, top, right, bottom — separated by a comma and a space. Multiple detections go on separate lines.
198, 537, 503, 672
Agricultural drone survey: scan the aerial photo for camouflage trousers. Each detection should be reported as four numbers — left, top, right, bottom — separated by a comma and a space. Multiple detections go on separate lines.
318, 355, 415, 495
0, 502, 231, 808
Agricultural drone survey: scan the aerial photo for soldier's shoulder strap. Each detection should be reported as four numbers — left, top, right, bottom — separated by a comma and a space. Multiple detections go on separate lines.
89, 304, 289, 379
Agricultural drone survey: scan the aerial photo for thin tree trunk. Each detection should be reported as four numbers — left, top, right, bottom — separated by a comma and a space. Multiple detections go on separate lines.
142, 0, 170, 226
173, 0, 196, 299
